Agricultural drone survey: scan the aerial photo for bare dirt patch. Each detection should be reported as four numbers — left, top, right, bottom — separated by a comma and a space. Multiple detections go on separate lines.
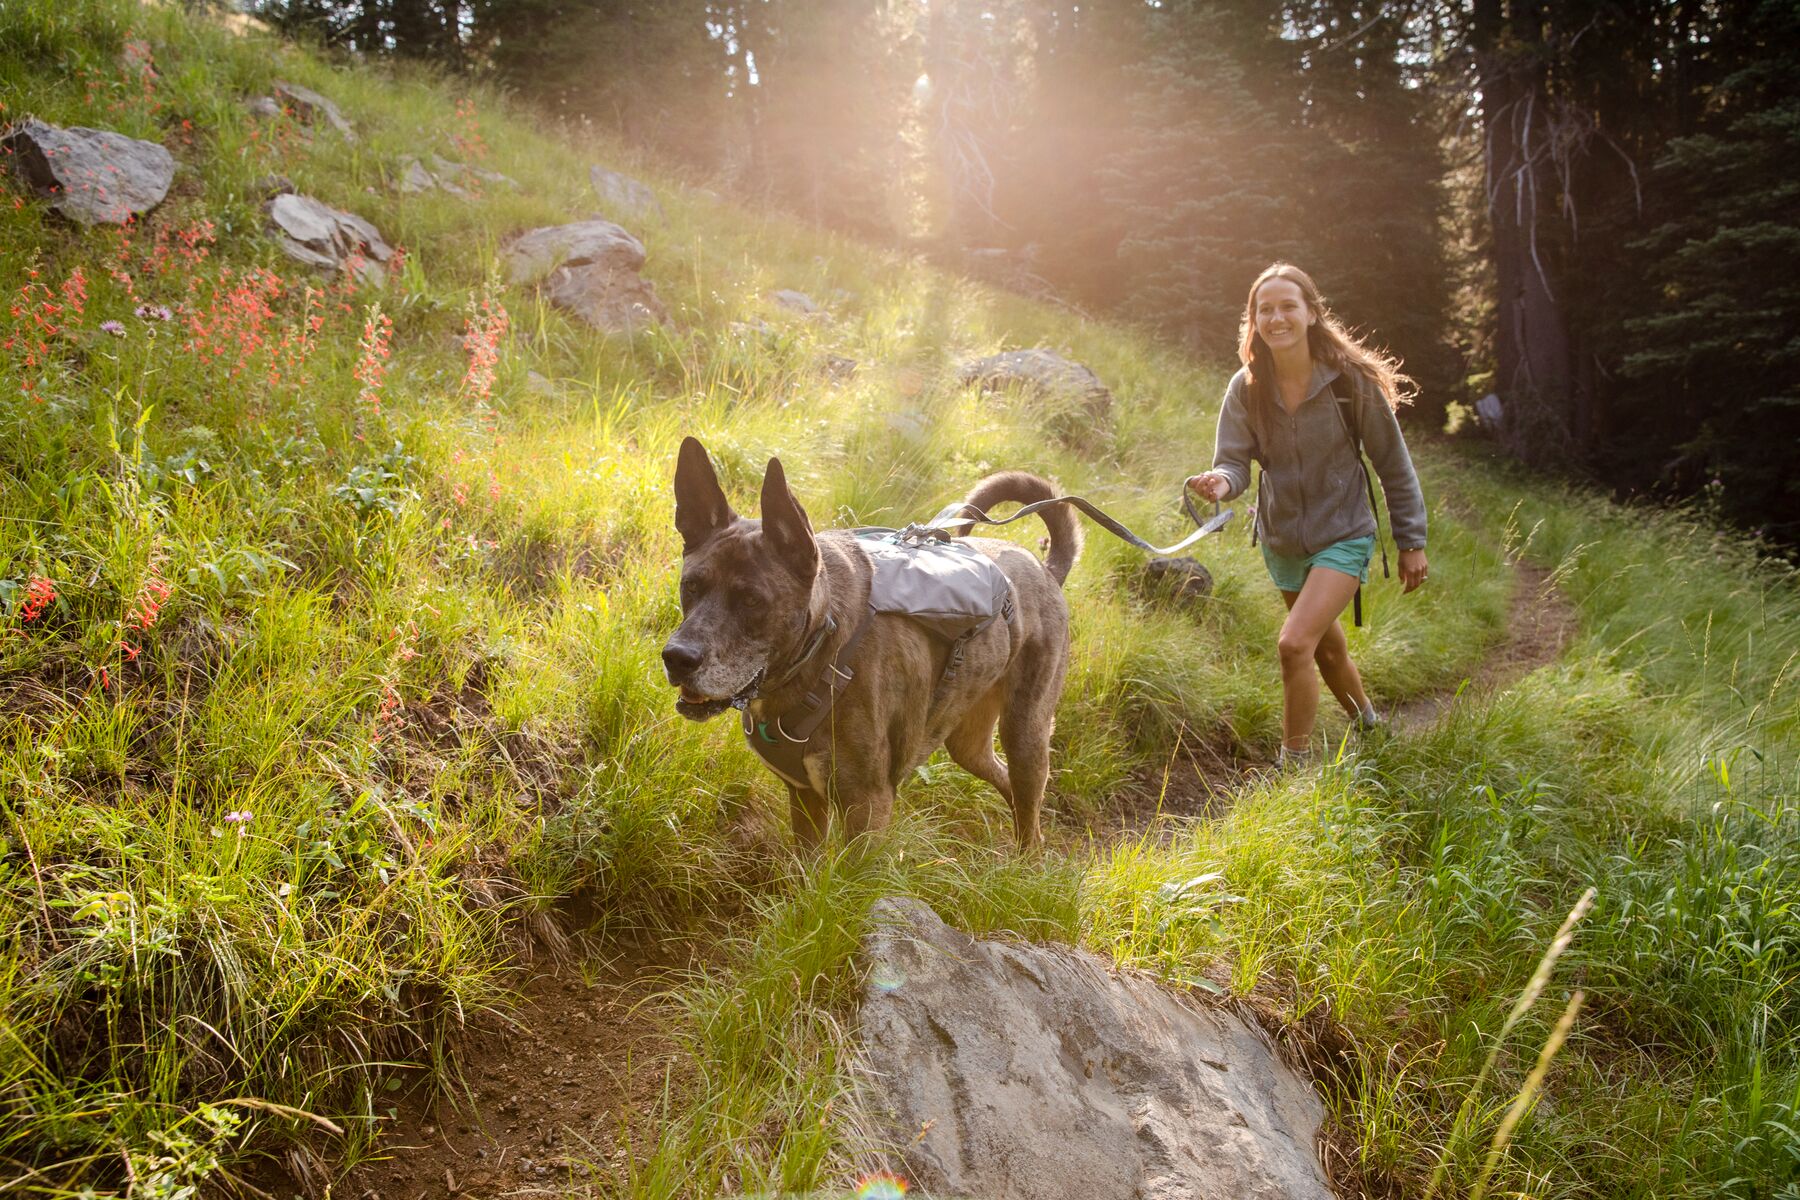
1100, 558, 1580, 843
242, 940, 695, 1200
1392, 560, 1577, 730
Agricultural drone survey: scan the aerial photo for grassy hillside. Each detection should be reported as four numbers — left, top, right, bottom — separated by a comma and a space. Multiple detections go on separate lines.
1, 2, 1796, 1197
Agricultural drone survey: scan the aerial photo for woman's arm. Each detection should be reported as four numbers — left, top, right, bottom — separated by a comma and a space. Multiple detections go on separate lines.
1358, 388, 1428, 555
1203, 373, 1256, 502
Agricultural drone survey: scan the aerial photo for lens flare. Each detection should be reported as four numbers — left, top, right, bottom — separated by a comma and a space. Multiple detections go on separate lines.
853, 1173, 908, 1199
870, 963, 906, 993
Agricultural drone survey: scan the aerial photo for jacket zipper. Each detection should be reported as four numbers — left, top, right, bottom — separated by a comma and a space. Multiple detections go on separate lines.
1290, 407, 1309, 554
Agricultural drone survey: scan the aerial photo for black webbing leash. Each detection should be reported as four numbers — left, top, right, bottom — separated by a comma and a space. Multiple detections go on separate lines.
921, 489, 1234, 557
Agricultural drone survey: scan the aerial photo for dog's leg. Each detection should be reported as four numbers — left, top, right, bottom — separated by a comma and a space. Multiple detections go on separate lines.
788, 784, 829, 851
998, 708, 1052, 852
836, 782, 896, 843
947, 689, 1014, 809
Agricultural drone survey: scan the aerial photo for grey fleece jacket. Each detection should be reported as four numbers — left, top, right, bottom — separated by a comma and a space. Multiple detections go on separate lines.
1211, 362, 1427, 559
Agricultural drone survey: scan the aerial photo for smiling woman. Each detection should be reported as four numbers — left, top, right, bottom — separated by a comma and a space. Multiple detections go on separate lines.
1187, 262, 1430, 765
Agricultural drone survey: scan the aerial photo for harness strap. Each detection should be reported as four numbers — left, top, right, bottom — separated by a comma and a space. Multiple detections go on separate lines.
742, 605, 877, 788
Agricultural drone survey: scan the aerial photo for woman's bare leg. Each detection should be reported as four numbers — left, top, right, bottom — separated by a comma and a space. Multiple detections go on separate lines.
1276, 568, 1365, 750
1280, 588, 1372, 719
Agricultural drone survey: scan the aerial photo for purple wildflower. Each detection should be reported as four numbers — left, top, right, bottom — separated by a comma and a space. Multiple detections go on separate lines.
134, 303, 173, 321
100, 320, 126, 337
224, 809, 253, 824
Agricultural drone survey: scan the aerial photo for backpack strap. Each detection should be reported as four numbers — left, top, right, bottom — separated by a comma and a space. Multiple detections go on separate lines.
1330, 371, 1390, 628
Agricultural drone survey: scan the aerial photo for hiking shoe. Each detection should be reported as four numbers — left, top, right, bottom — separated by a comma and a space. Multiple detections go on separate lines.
1277, 746, 1315, 771
1353, 705, 1385, 733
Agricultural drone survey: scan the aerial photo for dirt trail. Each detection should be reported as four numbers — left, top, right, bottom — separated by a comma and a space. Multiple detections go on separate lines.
1391, 561, 1577, 729
1097, 559, 1578, 838
243, 942, 692, 1200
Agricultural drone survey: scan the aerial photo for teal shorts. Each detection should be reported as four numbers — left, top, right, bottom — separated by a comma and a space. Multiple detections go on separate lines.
1262, 534, 1376, 594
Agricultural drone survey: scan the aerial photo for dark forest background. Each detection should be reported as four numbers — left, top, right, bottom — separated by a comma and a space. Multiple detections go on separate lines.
249, 0, 1800, 547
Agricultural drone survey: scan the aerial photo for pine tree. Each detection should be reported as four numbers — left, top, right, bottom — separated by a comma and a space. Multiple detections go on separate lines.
1100, 0, 1300, 351
1619, 0, 1800, 543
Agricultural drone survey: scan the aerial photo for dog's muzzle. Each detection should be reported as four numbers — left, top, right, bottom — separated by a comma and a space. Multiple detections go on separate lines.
672, 667, 763, 721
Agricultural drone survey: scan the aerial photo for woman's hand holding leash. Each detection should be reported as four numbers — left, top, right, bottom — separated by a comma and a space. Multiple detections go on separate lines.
1186, 472, 1230, 503
1399, 548, 1428, 592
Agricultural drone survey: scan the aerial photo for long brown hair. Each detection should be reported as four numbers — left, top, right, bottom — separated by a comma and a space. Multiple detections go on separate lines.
1236, 263, 1414, 444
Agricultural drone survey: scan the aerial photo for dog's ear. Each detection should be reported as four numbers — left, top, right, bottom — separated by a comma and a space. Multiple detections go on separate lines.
674, 437, 736, 551
760, 456, 819, 580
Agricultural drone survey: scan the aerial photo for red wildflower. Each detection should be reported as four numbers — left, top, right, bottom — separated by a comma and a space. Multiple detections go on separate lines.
18, 575, 56, 622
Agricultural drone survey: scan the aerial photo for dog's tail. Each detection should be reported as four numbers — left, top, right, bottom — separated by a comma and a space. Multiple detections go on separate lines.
953, 471, 1083, 586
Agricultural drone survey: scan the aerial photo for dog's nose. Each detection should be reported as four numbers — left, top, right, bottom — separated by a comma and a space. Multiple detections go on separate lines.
662, 640, 703, 682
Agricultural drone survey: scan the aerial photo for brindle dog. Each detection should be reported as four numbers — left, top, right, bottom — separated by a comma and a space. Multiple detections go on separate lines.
661, 437, 1082, 850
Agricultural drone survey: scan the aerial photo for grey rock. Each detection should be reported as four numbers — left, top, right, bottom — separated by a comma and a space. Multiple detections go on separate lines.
590, 164, 663, 221
432, 153, 517, 189
769, 288, 821, 315
821, 353, 858, 382
728, 318, 774, 339
399, 154, 518, 197
397, 156, 450, 196
856, 898, 1331, 1200
501, 220, 645, 285
501, 220, 667, 334
249, 174, 296, 200
2, 118, 174, 225
273, 81, 356, 141
243, 95, 284, 119
957, 348, 1113, 422
1143, 557, 1215, 606
266, 192, 392, 285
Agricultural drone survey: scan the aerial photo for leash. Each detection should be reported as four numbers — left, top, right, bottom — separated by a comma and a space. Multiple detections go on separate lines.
919, 487, 1234, 557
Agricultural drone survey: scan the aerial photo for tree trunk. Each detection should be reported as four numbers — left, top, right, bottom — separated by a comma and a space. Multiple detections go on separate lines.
1475, 0, 1579, 465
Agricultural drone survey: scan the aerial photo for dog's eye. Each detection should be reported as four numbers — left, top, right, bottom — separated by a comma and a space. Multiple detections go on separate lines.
735, 588, 765, 610
679, 578, 699, 606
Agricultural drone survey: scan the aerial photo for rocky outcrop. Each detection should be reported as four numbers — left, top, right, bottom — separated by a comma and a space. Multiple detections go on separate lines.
590, 164, 663, 222
769, 288, 822, 315
277, 81, 356, 140
2, 118, 174, 225
242, 82, 356, 140
501, 220, 667, 334
266, 193, 393, 285
958, 348, 1114, 423
1143, 556, 1216, 606
856, 898, 1333, 1200
397, 153, 518, 197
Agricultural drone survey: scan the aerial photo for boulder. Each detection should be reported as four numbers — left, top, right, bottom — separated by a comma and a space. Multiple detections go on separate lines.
396, 156, 453, 196
266, 192, 392, 285
398, 153, 518, 197
856, 897, 1332, 1200
2, 118, 174, 225
501, 220, 667, 334
958, 348, 1113, 423
590, 164, 663, 221
1142, 556, 1215, 606
821, 353, 858, 382
248, 174, 296, 200
273, 81, 356, 141
769, 288, 822, 315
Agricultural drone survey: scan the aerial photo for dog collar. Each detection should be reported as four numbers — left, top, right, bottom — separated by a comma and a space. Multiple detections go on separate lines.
763, 612, 839, 693
742, 606, 876, 785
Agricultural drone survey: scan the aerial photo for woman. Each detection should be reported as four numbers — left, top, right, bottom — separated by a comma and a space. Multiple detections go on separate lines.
1188, 263, 1429, 766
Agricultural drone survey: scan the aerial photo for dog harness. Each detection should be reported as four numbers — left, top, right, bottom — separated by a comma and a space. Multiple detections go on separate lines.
742, 528, 1016, 790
